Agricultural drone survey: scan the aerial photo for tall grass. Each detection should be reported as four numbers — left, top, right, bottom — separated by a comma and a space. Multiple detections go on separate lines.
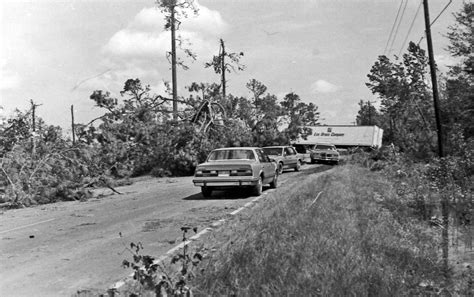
192, 165, 446, 296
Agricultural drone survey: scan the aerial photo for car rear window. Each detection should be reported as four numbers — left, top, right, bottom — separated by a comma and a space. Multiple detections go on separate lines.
208, 149, 256, 161
262, 147, 283, 156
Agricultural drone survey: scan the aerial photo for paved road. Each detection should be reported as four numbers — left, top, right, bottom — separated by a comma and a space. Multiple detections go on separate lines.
0, 164, 326, 296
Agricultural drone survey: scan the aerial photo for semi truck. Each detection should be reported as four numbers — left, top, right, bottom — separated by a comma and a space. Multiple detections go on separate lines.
293, 125, 383, 150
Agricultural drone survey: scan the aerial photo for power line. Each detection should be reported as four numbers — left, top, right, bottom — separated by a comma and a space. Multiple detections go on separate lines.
399, 0, 423, 56
431, 0, 453, 27
417, 0, 453, 46
388, 0, 408, 56
384, 0, 404, 55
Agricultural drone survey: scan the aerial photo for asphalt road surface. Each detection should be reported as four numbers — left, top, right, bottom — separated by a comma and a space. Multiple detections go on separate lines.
0, 164, 328, 296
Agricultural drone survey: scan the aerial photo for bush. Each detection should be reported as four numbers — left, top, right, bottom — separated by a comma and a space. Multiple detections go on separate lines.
0, 141, 102, 207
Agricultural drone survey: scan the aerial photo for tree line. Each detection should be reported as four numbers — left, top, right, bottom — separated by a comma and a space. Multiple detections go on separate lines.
0, 77, 319, 207
358, 2, 473, 160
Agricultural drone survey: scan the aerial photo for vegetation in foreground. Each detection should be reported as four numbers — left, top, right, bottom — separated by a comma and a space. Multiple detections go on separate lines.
190, 163, 472, 296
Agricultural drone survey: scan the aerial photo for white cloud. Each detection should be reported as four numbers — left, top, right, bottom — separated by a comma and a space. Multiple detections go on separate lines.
95, 2, 228, 100
181, 3, 228, 35
434, 54, 459, 71
105, 30, 169, 58
310, 80, 340, 94
0, 64, 21, 91
103, 3, 227, 59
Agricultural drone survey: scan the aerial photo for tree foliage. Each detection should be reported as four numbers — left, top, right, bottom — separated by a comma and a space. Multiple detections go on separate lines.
156, 0, 199, 70
356, 100, 381, 126
366, 42, 436, 158
441, 1, 474, 154
280, 92, 320, 142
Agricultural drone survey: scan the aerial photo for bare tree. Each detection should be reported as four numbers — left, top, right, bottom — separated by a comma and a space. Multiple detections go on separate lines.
205, 39, 245, 100
156, 0, 198, 120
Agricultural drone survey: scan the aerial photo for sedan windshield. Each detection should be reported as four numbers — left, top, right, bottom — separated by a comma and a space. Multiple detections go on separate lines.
262, 147, 283, 156
208, 149, 256, 161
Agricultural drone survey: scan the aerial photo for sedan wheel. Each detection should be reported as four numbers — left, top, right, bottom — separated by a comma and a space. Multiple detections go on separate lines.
253, 176, 263, 196
295, 160, 301, 171
270, 171, 278, 189
278, 162, 284, 175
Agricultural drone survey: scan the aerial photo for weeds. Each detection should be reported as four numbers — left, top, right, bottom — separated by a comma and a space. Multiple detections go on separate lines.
190, 165, 467, 296
115, 227, 202, 297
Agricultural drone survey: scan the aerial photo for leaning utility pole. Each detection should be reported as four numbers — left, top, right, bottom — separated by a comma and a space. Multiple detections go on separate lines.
423, 0, 444, 158
170, 3, 178, 120
423, 0, 448, 279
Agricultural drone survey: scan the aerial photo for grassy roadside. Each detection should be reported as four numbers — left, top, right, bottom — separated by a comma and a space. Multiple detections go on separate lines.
191, 165, 471, 296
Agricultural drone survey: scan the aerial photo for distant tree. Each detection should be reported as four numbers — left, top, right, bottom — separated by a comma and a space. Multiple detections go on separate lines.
446, 2, 474, 76
156, 0, 199, 119
245, 79, 270, 127
355, 100, 381, 126
205, 39, 245, 100
280, 92, 320, 142
441, 1, 474, 153
246, 79, 267, 110
252, 93, 287, 146
221, 94, 255, 130
87, 79, 171, 176
0, 110, 32, 156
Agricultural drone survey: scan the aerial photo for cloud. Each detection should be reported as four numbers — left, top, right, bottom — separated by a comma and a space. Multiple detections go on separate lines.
103, 3, 227, 59
310, 80, 340, 93
105, 30, 169, 58
0, 64, 21, 91
434, 54, 459, 71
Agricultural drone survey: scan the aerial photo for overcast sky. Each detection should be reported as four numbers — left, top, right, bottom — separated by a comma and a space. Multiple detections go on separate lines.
0, 0, 464, 132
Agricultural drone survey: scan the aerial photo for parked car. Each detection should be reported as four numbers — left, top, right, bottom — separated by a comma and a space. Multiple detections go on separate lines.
292, 143, 315, 164
310, 143, 340, 165
262, 146, 303, 174
193, 147, 279, 197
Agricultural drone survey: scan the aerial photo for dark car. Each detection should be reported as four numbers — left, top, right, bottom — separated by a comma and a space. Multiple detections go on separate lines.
193, 147, 279, 197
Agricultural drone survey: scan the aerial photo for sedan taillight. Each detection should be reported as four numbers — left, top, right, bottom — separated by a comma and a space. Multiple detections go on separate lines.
230, 169, 252, 176
195, 169, 218, 177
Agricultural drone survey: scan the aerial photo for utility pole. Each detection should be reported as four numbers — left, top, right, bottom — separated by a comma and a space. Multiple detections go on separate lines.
423, 0, 448, 279
170, 2, 178, 120
220, 39, 226, 100
31, 99, 37, 132
30, 99, 42, 155
71, 105, 76, 145
423, 0, 444, 158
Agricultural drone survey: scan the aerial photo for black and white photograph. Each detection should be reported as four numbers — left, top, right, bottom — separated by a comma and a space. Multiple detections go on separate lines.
1, 0, 472, 296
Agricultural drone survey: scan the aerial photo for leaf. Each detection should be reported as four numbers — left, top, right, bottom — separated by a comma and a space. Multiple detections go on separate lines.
193, 252, 203, 261
133, 254, 141, 263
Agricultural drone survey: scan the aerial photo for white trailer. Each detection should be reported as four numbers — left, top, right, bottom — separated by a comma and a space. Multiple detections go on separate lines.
294, 125, 383, 148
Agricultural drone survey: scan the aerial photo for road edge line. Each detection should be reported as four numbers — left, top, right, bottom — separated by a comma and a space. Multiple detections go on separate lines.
110, 189, 275, 291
